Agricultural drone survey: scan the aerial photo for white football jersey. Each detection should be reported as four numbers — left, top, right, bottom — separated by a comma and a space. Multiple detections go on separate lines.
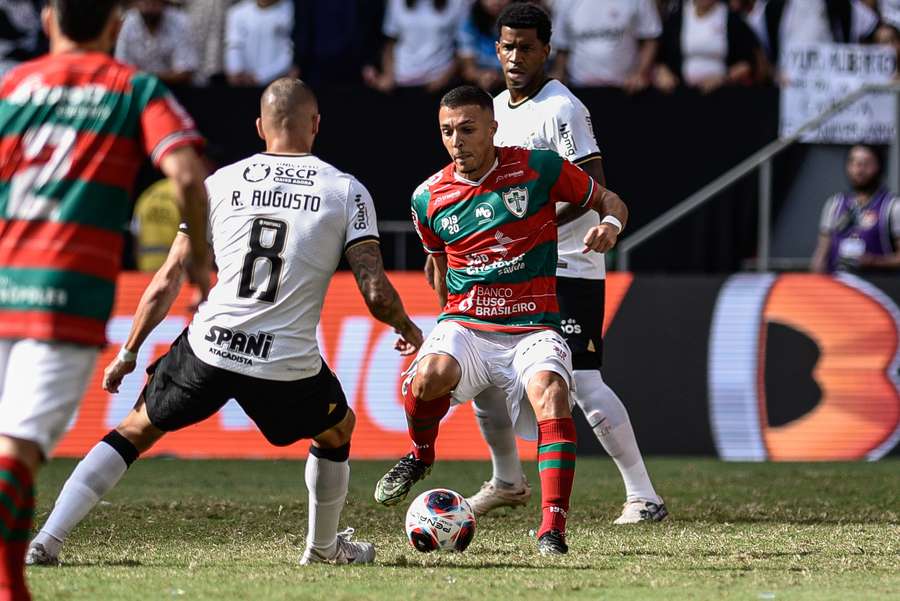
494, 79, 605, 280
187, 153, 379, 381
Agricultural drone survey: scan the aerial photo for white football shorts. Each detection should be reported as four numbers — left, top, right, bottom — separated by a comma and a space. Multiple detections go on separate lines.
0, 338, 98, 456
404, 320, 575, 440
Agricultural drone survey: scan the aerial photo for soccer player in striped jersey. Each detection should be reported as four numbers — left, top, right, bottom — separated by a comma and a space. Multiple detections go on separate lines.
374, 85, 628, 555
465, 3, 667, 525
0, 1, 209, 597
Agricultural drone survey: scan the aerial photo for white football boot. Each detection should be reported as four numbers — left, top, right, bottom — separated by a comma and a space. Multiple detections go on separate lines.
613, 499, 669, 525
466, 477, 531, 517
300, 528, 375, 565
25, 542, 59, 566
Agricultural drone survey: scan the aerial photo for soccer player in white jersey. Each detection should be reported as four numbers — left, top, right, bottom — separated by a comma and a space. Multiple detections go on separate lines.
26, 79, 424, 566
465, 4, 667, 524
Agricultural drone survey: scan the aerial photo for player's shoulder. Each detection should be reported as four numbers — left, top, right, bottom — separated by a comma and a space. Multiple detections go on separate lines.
413, 166, 452, 201
493, 89, 512, 111
228, 0, 255, 17
536, 79, 590, 116
517, 146, 563, 168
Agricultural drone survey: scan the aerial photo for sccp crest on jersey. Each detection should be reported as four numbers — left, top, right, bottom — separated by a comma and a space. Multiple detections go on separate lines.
502, 186, 529, 218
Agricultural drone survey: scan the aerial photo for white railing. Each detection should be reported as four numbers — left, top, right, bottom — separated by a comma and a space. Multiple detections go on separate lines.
616, 82, 900, 272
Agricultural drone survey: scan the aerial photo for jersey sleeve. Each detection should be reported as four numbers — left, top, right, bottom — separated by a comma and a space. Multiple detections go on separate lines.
411, 186, 445, 254
550, 154, 596, 208
383, 0, 400, 39
551, 0, 572, 51
819, 195, 840, 234
890, 197, 900, 239
548, 98, 601, 163
344, 178, 380, 252
636, 0, 663, 39
132, 72, 204, 166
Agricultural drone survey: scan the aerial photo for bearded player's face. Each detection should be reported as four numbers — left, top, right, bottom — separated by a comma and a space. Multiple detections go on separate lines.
496, 26, 549, 90
439, 104, 497, 177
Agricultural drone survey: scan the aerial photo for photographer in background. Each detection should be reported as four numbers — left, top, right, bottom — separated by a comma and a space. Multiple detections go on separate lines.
812, 145, 900, 273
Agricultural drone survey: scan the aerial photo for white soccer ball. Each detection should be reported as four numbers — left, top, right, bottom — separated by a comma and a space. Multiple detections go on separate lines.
404, 488, 476, 553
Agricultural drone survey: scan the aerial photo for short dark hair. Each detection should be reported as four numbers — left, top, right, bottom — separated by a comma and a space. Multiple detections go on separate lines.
440, 85, 494, 113
850, 144, 885, 175
496, 2, 552, 44
51, 0, 121, 43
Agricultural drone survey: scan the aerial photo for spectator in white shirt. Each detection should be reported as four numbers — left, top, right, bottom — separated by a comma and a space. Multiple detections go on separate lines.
881, 0, 900, 27
760, 0, 879, 66
225, 0, 297, 87
655, 0, 763, 93
363, 0, 470, 93
188, 0, 238, 86
550, 0, 663, 92
114, 0, 199, 85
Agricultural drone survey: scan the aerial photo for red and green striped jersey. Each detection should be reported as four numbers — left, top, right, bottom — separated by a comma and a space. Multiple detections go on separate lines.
412, 146, 595, 333
0, 51, 204, 346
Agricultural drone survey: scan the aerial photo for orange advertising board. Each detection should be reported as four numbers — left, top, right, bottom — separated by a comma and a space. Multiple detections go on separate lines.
53, 273, 633, 460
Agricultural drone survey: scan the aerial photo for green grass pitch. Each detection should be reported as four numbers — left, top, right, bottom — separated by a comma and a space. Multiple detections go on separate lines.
27, 458, 900, 600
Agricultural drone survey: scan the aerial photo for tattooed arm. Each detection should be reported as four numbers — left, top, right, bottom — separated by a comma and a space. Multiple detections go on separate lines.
346, 240, 424, 355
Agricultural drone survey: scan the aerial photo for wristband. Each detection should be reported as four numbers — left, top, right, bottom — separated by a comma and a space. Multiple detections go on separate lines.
601, 215, 623, 233
117, 347, 138, 362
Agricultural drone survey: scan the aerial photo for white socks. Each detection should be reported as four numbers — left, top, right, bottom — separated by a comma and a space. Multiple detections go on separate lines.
34, 441, 129, 555
304, 448, 350, 555
473, 388, 525, 487
574, 369, 660, 504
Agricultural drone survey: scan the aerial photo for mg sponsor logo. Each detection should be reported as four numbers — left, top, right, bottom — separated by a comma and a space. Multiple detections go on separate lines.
475, 203, 494, 224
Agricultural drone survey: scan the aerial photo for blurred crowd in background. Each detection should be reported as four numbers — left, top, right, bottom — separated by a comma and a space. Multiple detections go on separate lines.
3, 0, 899, 274
2, 0, 900, 94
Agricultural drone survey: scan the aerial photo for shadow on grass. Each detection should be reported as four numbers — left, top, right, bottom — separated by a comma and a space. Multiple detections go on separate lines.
46, 559, 143, 568
378, 559, 598, 570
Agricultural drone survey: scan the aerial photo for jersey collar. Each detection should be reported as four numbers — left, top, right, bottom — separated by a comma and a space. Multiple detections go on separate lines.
507, 78, 554, 109
453, 156, 499, 186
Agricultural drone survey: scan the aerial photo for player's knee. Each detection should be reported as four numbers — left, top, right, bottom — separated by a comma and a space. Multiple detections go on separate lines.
313, 408, 355, 449
412, 355, 460, 400
116, 412, 164, 454
527, 371, 571, 420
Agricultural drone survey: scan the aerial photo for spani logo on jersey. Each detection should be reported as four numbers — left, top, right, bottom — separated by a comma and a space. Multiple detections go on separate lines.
243, 163, 271, 183
204, 326, 275, 365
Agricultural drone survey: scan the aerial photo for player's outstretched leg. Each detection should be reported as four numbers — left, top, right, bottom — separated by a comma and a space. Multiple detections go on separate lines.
466, 388, 530, 516
374, 355, 457, 506
26, 407, 162, 566
0, 446, 35, 601
301, 410, 374, 565
528, 372, 577, 556
574, 370, 667, 524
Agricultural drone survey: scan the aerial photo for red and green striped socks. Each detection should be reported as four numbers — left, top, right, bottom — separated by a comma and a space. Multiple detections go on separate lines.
0, 457, 33, 600
537, 418, 577, 538
403, 382, 451, 466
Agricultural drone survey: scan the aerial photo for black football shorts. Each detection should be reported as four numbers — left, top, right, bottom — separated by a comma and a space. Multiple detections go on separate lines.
556, 276, 606, 370
141, 331, 348, 446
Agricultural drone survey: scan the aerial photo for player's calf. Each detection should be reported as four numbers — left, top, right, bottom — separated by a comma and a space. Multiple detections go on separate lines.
374, 355, 459, 506
303, 410, 375, 565
527, 371, 577, 555
27, 416, 158, 566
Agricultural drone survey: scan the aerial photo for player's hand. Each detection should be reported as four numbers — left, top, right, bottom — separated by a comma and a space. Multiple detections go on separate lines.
394, 322, 424, 356
623, 72, 650, 95
103, 356, 137, 394
582, 223, 619, 254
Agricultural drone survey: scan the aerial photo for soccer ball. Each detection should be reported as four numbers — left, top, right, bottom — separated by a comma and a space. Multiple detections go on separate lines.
404, 488, 476, 553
